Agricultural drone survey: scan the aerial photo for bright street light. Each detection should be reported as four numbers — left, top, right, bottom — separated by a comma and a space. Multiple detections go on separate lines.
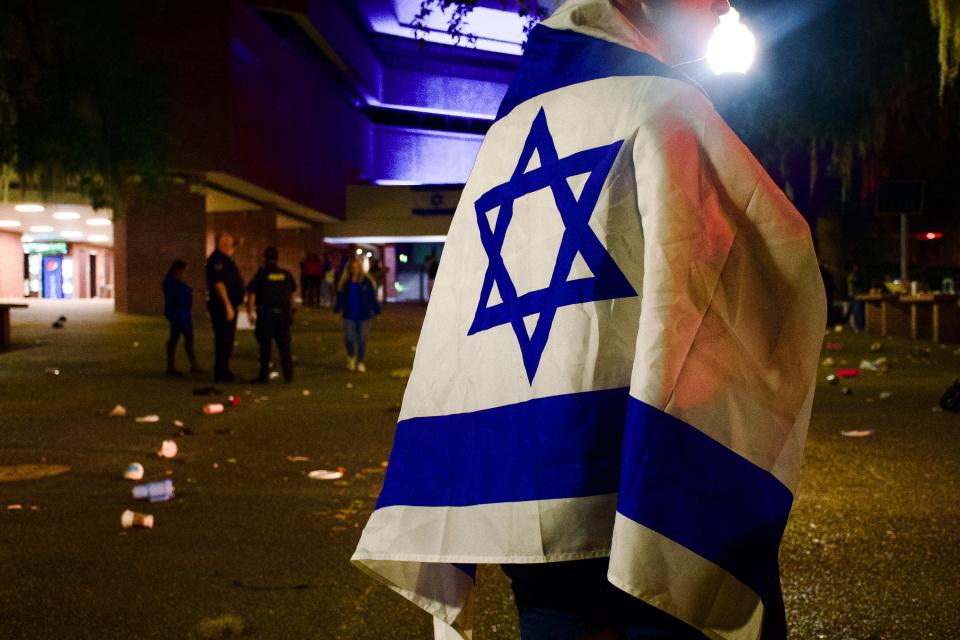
707, 8, 756, 75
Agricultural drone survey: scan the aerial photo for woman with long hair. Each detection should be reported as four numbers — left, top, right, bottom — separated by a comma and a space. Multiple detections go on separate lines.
335, 256, 380, 373
162, 259, 202, 376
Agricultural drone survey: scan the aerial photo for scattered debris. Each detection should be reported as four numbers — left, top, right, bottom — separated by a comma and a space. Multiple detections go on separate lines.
213, 428, 232, 436
308, 469, 345, 481
362, 393, 370, 400
841, 387, 853, 396
860, 358, 889, 373
269, 372, 280, 380
121, 509, 154, 529
135, 415, 160, 424
226, 458, 237, 464
132, 479, 174, 502
825, 343, 843, 351
44, 367, 60, 376
345, 383, 354, 389
124, 463, 145, 481
879, 391, 894, 400
7, 504, 23, 510
821, 357, 836, 368
286, 456, 310, 462
870, 342, 884, 352
841, 430, 875, 438
51, 321, 64, 329
132, 341, 140, 348
174, 419, 185, 428
193, 386, 224, 396
302, 389, 311, 396
158, 440, 178, 458
835, 369, 860, 378
825, 374, 839, 385
833, 324, 844, 333
228, 396, 241, 407
176, 427, 195, 437
192, 614, 247, 639
390, 368, 412, 379
203, 403, 225, 415
108, 405, 127, 417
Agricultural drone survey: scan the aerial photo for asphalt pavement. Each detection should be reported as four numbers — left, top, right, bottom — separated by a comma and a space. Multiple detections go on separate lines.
0, 300, 957, 639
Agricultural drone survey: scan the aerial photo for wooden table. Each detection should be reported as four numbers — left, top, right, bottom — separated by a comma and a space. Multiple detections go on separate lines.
857, 293, 910, 338
899, 294, 960, 343
0, 303, 28, 351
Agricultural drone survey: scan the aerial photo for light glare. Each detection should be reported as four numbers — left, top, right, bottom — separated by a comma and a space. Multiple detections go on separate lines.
707, 8, 756, 75
87, 235, 109, 242
15, 204, 45, 213
30, 225, 54, 233
53, 211, 81, 220
86, 218, 112, 226
0, 220, 21, 228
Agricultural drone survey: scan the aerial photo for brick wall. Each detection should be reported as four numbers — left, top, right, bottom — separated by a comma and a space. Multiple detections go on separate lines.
206, 210, 278, 287
115, 186, 207, 315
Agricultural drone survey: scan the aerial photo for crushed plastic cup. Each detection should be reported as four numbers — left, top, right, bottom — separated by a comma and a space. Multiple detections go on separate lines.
835, 369, 860, 378
124, 462, 145, 481
308, 469, 345, 481
825, 374, 839, 385
108, 405, 127, 417
269, 372, 280, 380
203, 403, 225, 415
135, 415, 160, 424
841, 430, 875, 438
132, 479, 174, 502
121, 509, 154, 529
157, 440, 178, 458
860, 358, 888, 373
879, 391, 894, 400
870, 342, 884, 352
228, 396, 241, 407
821, 357, 836, 368
173, 419, 184, 428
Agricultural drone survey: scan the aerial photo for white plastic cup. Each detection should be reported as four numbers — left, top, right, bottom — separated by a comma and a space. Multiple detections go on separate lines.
132, 479, 174, 502
157, 440, 178, 458
121, 509, 154, 529
123, 462, 144, 481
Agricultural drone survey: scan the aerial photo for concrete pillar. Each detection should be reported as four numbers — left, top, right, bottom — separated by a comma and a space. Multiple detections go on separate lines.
114, 185, 207, 315
0, 230, 23, 298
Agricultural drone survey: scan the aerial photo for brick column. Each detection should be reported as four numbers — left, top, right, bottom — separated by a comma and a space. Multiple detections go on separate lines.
114, 185, 207, 315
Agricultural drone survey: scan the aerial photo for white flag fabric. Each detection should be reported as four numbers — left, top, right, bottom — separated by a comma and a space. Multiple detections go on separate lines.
352, 1, 826, 639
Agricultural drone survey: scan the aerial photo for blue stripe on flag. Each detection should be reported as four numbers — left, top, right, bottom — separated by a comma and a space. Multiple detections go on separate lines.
376, 388, 630, 509
618, 398, 793, 606
496, 25, 693, 122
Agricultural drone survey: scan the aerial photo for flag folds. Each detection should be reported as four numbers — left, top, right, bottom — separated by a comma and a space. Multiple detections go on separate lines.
353, 2, 826, 638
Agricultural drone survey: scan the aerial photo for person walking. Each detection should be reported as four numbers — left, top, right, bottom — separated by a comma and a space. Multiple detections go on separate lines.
247, 247, 297, 384
335, 257, 380, 373
205, 232, 245, 383
162, 259, 202, 376
352, 1, 826, 639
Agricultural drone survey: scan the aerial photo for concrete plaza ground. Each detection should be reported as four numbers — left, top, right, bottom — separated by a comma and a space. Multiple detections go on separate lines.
0, 300, 958, 639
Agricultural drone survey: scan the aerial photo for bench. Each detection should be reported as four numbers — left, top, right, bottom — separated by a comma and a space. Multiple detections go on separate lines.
0, 303, 28, 351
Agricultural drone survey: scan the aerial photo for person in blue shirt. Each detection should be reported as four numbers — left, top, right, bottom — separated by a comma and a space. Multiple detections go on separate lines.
162, 260, 202, 376
335, 256, 381, 373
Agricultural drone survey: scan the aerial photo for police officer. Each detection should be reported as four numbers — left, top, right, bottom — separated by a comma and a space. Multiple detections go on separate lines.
205, 232, 245, 382
246, 246, 296, 383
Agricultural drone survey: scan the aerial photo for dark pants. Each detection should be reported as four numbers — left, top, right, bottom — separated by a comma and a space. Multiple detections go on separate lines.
166, 316, 197, 371
503, 560, 711, 640
256, 309, 293, 381
210, 306, 237, 379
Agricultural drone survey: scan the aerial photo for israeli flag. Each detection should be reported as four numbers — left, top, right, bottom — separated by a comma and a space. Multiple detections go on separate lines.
353, 1, 826, 638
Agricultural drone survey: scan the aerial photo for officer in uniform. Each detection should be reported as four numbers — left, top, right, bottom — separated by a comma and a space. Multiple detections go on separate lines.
205, 232, 245, 382
246, 246, 297, 383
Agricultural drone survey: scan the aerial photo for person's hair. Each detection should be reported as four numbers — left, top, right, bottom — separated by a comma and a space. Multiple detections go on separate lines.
216, 232, 233, 246
338, 256, 365, 288
264, 246, 279, 263
166, 259, 187, 279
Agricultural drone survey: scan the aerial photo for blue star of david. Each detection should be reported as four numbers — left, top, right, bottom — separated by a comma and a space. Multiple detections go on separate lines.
469, 107, 638, 383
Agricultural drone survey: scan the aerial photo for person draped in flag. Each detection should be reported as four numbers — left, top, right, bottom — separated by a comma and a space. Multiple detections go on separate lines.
353, 1, 826, 639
